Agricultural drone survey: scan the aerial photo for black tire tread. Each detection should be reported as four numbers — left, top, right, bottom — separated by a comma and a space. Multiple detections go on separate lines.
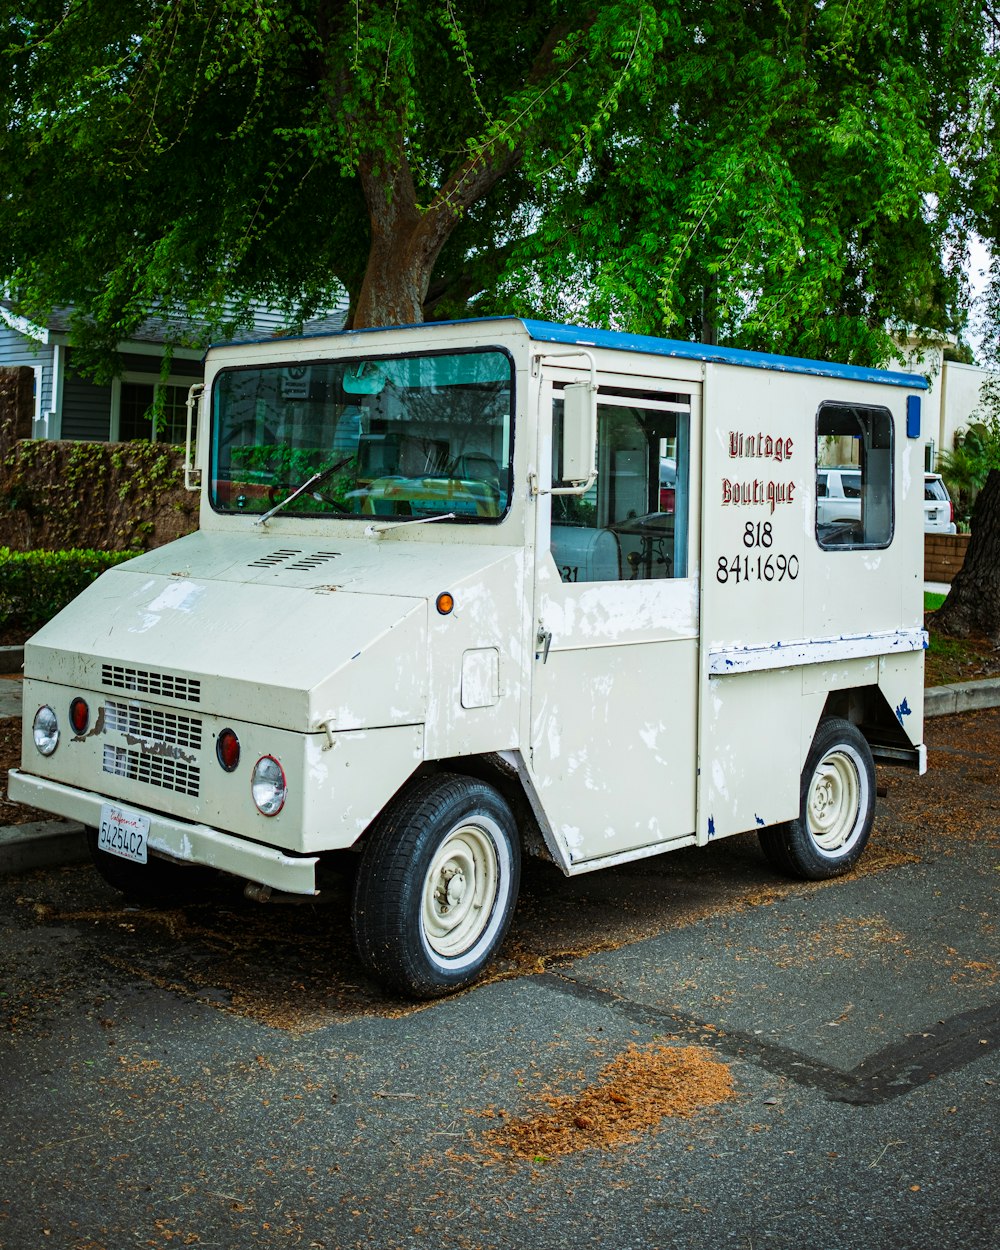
757, 717, 876, 882
352, 771, 519, 998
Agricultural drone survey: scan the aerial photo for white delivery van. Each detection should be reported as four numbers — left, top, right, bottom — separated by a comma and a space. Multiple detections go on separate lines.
9, 319, 929, 997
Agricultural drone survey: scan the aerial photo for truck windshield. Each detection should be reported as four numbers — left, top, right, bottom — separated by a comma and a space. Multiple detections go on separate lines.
210, 348, 514, 521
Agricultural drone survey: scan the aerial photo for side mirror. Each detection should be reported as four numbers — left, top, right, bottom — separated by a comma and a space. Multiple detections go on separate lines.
184, 383, 204, 492
561, 381, 597, 484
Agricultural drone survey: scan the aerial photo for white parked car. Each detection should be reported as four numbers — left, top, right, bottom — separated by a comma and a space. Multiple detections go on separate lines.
817, 466, 956, 536
924, 473, 956, 534
816, 467, 862, 526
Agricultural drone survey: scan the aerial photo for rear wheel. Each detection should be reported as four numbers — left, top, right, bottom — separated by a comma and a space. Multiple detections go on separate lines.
758, 717, 876, 880
352, 773, 520, 998
85, 827, 207, 904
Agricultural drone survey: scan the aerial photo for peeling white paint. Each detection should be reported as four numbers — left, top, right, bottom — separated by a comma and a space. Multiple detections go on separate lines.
569, 750, 592, 781
709, 629, 926, 675
128, 613, 162, 635
639, 723, 666, 750
332, 705, 364, 731
146, 580, 206, 614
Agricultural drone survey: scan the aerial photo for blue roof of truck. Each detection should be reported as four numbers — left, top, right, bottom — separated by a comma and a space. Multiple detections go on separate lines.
213, 316, 929, 390
519, 319, 929, 390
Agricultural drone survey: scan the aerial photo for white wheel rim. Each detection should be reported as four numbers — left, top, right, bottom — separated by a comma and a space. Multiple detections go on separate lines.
421, 822, 500, 958
806, 747, 864, 854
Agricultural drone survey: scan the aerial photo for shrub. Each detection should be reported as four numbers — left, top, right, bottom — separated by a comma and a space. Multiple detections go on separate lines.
0, 548, 140, 635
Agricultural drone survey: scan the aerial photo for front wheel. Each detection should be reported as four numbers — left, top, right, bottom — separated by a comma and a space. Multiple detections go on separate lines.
351, 773, 521, 998
758, 717, 876, 880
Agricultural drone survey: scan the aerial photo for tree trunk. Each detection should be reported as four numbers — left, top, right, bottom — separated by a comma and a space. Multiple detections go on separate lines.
352, 226, 432, 329
349, 127, 521, 330
350, 140, 429, 328
929, 468, 1000, 642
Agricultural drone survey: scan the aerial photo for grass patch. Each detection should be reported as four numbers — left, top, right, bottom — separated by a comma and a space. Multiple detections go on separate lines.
924, 587, 1000, 685
924, 621, 1000, 686
925, 633, 980, 684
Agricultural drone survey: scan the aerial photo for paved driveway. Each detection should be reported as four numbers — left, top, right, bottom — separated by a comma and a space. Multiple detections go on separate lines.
2, 709, 997, 1250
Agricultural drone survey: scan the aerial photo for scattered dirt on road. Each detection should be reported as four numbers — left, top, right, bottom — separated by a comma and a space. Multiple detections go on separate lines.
478, 1042, 736, 1161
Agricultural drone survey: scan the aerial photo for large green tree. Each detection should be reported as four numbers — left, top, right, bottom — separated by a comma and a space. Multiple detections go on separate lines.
1, 1, 997, 376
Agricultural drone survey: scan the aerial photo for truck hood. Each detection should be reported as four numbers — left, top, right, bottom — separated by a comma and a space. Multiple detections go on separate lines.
24, 530, 522, 732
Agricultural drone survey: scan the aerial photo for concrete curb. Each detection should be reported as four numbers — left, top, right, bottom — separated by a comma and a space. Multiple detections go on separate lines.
0, 820, 88, 874
924, 678, 1000, 718
0, 645, 24, 675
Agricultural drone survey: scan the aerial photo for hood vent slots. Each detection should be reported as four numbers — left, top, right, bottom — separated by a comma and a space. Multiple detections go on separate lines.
248, 548, 303, 568
248, 549, 341, 572
285, 551, 341, 571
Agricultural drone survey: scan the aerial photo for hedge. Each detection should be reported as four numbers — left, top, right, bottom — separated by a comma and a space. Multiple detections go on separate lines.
0, 548, 141, 635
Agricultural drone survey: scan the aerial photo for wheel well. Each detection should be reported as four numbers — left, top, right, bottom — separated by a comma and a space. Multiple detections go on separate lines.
821, 686, 915, 756
341, 756, 548, 862
413, 755, 552, 862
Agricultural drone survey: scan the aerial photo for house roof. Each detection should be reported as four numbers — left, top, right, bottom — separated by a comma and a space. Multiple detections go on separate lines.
0, 296, 349, 352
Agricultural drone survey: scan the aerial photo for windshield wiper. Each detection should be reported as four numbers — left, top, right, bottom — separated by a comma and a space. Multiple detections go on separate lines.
253, 455, 354, 527
365, 512, 457, 537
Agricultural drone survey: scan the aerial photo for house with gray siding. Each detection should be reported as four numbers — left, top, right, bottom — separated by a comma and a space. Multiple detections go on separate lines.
0, 301, 347, 442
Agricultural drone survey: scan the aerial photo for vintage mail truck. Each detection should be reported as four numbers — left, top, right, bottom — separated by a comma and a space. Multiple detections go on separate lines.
9, 318, 929, 997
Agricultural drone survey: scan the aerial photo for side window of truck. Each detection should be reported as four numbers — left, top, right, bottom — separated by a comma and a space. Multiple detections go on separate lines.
815, 402, 893, 550
552, 393, 691, 582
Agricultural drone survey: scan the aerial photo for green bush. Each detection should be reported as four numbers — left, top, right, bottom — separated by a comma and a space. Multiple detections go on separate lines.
0, 547, 140, 635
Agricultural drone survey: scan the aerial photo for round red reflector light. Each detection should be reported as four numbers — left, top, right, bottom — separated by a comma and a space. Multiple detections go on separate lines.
216, 728, 241, 772
69, 698, 89, 734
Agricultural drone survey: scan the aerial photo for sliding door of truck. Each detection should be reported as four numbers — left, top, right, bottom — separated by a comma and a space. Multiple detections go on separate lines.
529, 376, 701, 870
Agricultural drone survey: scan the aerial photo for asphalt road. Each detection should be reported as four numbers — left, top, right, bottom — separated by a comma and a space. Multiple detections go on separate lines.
2, 708, 998, 1250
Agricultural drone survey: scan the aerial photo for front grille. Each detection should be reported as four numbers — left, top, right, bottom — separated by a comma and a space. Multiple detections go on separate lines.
101, 664, 201, 704
103, 744, 200, 798
104, 701, 203, 751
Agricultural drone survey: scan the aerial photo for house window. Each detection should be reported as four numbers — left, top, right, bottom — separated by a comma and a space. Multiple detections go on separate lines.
119, 381, 190, 443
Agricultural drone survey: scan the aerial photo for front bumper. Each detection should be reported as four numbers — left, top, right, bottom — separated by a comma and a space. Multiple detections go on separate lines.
7, 769, 318, 895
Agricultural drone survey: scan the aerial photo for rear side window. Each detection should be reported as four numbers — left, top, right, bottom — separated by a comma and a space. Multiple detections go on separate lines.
816, 403, 893, 549
925, 477, 948, 501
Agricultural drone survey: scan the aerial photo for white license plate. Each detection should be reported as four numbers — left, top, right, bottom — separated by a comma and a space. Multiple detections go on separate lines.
97, 804, 150, 864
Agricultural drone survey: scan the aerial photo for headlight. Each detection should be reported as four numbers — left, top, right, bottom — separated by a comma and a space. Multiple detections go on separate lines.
32, 705, 60, 756
251, 755, 287, 816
